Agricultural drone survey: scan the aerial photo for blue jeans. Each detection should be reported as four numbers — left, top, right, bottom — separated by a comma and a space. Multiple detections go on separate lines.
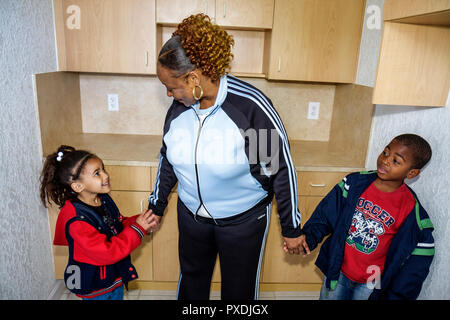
83, 285, 124, 300
320, 272, 373, 300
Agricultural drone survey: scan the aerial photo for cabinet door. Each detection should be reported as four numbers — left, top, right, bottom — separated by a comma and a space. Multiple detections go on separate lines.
48, 202, 69, 279
59, 0, 156, 74
262, 197, 324, 283
156, 0, 215, 24
215, 0, 274, 29
105, 165, 151, 191
152, 193, 179, 281
373, 22, 450, 107
267, 0, 364, 83
383, 0, 450, 21
111, 191, 154, 281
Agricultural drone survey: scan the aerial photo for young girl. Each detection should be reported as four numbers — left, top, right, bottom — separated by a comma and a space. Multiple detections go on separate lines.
40, 145, 158, 300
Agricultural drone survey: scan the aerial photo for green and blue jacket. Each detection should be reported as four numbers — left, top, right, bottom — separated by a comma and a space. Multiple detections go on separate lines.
302, 171, 435, 300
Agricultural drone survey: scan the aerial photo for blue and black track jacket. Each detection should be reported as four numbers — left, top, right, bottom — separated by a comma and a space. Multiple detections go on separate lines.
148, 75, 302, 238
302, 171, 435, 300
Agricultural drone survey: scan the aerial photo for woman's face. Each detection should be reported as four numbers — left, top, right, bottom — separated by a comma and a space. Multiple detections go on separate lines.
157, 63, 195, 107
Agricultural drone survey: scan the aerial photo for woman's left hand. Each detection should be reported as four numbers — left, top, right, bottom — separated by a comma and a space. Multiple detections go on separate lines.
283, 235, 310, 256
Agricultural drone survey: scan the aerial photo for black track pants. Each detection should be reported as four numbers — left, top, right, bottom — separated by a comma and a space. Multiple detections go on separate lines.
176, 198, 271, 300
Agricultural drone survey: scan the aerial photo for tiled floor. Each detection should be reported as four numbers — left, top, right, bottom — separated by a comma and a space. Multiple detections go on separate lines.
58, 288, 319, 300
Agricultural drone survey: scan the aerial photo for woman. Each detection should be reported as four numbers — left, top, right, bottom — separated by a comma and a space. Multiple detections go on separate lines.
148, 14, 304, 300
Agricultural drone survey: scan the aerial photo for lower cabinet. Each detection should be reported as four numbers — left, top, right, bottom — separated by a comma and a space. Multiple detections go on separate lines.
110, 190, 153, 281
49, 165, 348, 291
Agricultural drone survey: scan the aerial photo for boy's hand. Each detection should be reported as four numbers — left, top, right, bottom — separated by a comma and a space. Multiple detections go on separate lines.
283, 234, 310, 257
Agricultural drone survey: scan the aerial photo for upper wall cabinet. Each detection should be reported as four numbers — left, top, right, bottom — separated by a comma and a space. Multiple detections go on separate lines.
265, 0, 365, 83
215, 0, 274, 29
54, 0, 157, 74
156, 0, 216, 24
372, 0, 450, 107
383, 0, 450, 25
156, 0, 274, 29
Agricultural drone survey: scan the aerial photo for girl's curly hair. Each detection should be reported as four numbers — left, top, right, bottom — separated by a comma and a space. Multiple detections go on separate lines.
40, 145, 97, 208
170, 14, 234, 81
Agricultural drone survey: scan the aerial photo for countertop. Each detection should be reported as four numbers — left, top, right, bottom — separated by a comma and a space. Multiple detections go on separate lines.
50, 132, 366, 172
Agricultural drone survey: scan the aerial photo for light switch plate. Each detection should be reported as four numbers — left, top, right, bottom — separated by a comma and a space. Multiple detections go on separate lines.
307, 102, 320, 120
108, 94, 119, 112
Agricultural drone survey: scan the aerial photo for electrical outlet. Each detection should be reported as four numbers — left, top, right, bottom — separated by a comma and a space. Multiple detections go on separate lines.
108, 94, 119, 111
307, 102, 320, 120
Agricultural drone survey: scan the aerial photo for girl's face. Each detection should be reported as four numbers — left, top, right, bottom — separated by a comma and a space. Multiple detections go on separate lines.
157, 63, 196, 107
78, 157, 111, 194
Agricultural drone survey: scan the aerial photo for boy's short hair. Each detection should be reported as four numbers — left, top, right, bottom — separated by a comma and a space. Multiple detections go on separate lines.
394, 134, 432, 169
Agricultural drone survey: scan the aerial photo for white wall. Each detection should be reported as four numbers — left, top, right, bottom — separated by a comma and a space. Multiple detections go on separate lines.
366, 105, 450, 299
0, 0, 57, 299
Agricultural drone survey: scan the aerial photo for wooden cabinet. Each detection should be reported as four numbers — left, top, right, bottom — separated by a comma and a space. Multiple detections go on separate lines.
215, 0, 274, 29
383, 0, 450, 23
151, 193, 179, 281
266, 0, 365, 83
156, 0, 273, 78
110, 190, 153, 281
262, 171, 348, 284
54, 0, 157, 74
156, 0, 273, 29
156, 0, 216, 24
49, 163, 349, 290
106, 165, 151, 191
107, 165, 153, 281
372, 0, 450, 107
48, 202, 69, 279
262, 197, 323, 283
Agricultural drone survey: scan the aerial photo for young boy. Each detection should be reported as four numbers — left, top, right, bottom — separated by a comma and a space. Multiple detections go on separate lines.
299, 134, 434, 300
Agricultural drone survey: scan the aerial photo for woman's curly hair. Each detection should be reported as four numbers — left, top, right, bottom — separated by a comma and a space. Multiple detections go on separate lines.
172, 14, 234, 81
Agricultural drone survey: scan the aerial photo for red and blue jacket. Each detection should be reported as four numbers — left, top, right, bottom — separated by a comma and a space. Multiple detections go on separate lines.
302, 171, 435, 300
53, 193, 146, 298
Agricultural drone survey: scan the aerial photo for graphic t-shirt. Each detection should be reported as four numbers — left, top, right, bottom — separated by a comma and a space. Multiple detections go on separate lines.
340, 182, 415, 283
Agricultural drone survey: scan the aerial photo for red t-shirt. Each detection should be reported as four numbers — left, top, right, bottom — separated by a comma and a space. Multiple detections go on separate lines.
341, 182, 415, 283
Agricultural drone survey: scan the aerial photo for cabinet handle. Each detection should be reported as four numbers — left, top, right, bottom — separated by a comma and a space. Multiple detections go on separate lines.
205, 0, 208, 14
145, 51, 149, 67
309, 183, 326, 187
140, 199, 144, 212
223, 2, 227, 18
278, 57, 281, 72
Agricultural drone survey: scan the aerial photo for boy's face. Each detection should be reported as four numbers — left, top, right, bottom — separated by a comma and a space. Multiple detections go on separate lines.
377, 139, 420, 183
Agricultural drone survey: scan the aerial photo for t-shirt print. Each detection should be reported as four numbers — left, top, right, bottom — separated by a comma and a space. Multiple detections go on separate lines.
341, 182, 415, 283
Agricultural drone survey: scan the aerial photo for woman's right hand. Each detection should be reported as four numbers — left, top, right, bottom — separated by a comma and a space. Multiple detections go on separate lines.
136, 209, 161, 234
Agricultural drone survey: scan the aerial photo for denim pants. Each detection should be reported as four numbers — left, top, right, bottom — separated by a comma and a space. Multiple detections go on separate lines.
320, 272, 373, 300
83, 285, 124, 300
